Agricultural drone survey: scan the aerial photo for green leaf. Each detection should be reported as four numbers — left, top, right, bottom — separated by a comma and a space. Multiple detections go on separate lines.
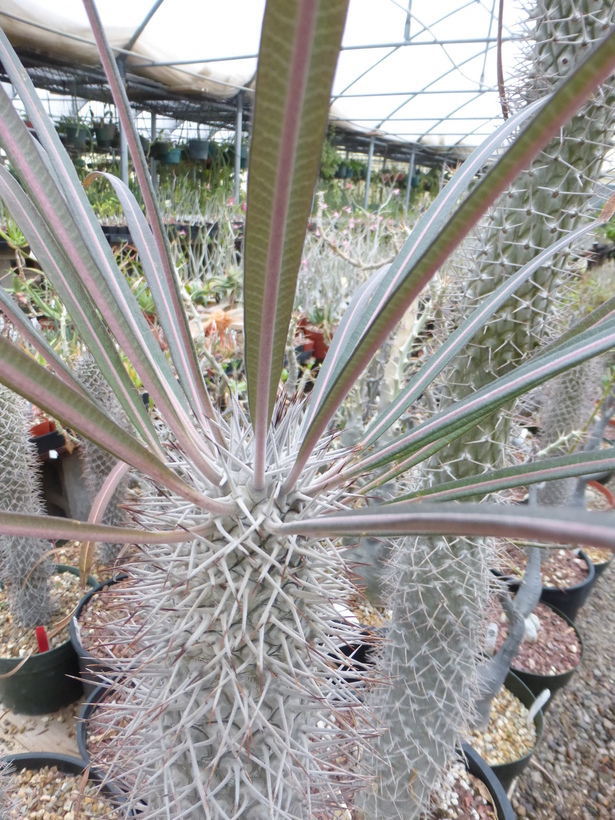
284, 27, 615, 492
393, 450, 615, 503
356, 316, 615, 474
0, 336, 234, 515
243, 0, 349, 485
279, 502, 615, 552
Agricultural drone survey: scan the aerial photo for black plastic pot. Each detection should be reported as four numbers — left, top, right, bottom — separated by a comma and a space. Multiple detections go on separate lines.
64, 124, 89, 149
94, 122, 117, 149
486, 671, 544, 792
461, 744, 515, 820
70, 575, 127, 698
1, 752, 130, 812
592, 553, 613, 580
187, 138, 210, 161
77, 682, 109, 763
511, 603, 583, 705
0, 566, 96, 714
540, 550, 595, 622
494, 549, 596, 623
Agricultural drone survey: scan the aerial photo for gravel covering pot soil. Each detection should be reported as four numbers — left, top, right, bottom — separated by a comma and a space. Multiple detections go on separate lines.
584, 545, 613, 579
511, 568, 615, 818
2, 752, 129, 818
69, 575, 138, 697
497, 545, 595, 622
468, 672, 543, 792
489, 599, 583, 702
417, 746, 515, 820
0, 567, 96, 714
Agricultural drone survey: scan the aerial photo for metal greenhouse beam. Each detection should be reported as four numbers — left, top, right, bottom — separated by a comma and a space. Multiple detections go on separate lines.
364, 135, 375, 209
404, 146, 415, 212
234, 91, 243, 202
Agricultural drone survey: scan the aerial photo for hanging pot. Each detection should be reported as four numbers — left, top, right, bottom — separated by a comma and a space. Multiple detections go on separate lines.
64, 124, 89, 149
149, 140, 171, 161
0, 566, 97, 714
187, 138, 210, 161
1, 752, 131, 814
69, 575, 127, 698
162, 147, 182, 165
94, 122, 117, 149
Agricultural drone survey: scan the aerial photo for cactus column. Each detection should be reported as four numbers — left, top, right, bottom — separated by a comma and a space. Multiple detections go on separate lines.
363, 2, 615, 816
0, 385, 52, 628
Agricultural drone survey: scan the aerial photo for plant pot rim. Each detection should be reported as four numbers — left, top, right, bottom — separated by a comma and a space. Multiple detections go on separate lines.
494, 548, 595, 593
1, 751, 131, 812
541, 548, 595, 593
510, 600, 583, 682
460, 744, 515, 820
477, 671, 544, 786
69, 574, 129, 665
0, 565, 95, 667
586, 479, 615, 510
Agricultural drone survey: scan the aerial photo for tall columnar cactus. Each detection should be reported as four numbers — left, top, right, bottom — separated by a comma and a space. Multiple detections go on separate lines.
537, 358, 604, 505
0, 385, 52, 628
75, 353, 131, 564
0, 1, 615, 818
363, 2, 615, 815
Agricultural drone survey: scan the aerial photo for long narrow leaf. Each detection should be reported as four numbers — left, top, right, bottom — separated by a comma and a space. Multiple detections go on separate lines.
0, 336, 234, 515
279, 502, 615, 551
284, 28, 615, 492
244, 0, 349, 487
84, 171, 226, 450
0, 287, 84, 393
0, 511, 213, 545
0, 35, 214, 476
302, 263, 391, 433
356, 316, 615, 474
303, 98, 546, 435
393, 450, 615, 504
361, 218, 602, 447
0, 164, 161, 453
81, 0, 222, 441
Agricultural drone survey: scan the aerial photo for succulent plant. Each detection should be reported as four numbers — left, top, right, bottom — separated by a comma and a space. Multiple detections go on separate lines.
0, 1, 612, 818
75, 353, 131, 564
0, 384, 52, 628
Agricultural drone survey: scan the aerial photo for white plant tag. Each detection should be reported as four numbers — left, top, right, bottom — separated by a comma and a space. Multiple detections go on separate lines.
527, 689, 550, 728
485, 622, 498, 656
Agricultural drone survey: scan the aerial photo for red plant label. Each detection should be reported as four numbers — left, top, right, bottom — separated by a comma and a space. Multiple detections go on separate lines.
35, 625, 50, 653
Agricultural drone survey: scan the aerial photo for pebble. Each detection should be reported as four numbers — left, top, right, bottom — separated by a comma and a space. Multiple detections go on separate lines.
512, 568, 615, 817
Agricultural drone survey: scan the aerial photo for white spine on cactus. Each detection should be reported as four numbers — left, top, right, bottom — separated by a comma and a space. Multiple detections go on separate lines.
0, 384, 52, 628
94, 408, 371, 818
538, 359, 604, 505
364, 1, 615, 814
75, 353, 132, 563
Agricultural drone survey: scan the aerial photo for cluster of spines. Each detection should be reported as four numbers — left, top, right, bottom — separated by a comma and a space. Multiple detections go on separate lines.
0, 384, 52, 628
75, 354, 132, 564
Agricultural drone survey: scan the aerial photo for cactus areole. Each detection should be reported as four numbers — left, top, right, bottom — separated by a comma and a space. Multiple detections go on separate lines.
0, 0, 612, 817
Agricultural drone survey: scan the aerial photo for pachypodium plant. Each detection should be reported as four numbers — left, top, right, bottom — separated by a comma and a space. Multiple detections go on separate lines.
75, 352, 132, 564
0, 2, 614, 819
0, 384, 52, 628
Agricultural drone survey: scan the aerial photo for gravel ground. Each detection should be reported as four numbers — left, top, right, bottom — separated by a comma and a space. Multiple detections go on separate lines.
512, 567, 615, 818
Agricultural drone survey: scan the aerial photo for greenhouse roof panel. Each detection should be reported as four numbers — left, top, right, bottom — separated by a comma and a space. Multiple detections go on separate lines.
0, 0, 527, 149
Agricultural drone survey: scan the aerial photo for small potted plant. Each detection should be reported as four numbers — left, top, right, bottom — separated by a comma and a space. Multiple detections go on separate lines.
90, 106, 117, 149
57, 114, 89, 150
187, 127, 210, 161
